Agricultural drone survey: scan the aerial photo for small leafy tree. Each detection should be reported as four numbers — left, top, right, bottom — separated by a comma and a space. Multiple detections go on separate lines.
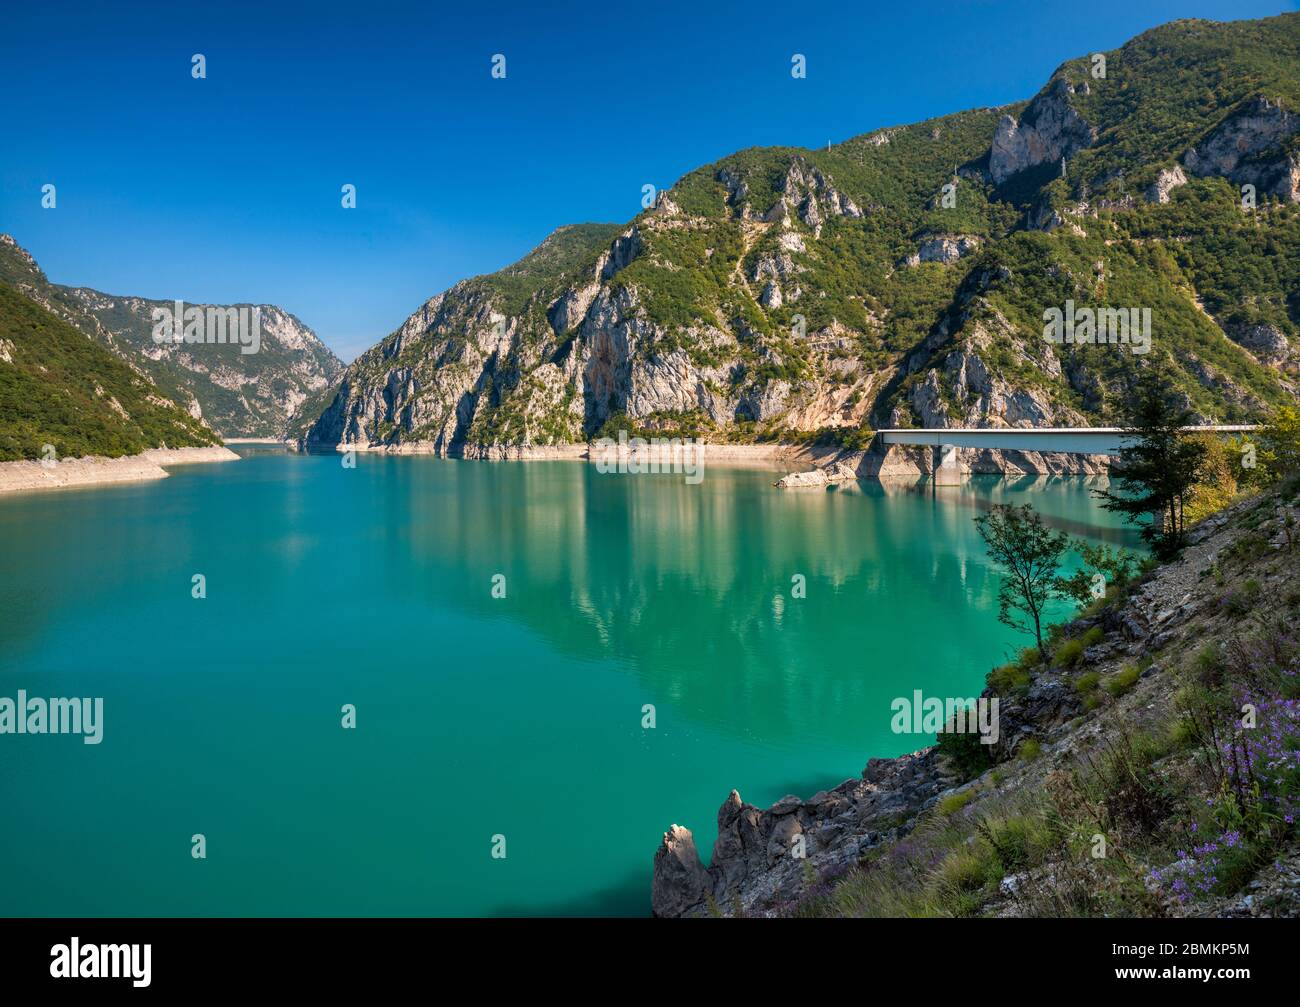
1257, 405, 1300, 482
1058, 540, 1141, 606
935, 722, 995, 781
975, 503, 1072, 659
1184, 432, 1237, 524
1095, 366, 1207, 559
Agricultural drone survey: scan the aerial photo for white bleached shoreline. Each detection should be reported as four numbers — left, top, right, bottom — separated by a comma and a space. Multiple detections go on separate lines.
329, 440, 833, 469
0, 446, 239, 495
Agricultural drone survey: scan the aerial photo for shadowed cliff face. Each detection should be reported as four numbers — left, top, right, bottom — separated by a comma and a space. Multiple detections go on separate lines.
1183, 97, 1300, 201
301, 16, 1300, 456
989, 78, 1097, 185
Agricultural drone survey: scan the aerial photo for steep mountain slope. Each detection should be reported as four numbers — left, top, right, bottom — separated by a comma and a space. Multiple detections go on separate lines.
0, 235, 343, 438
305, 14, 1300, 456
305, 223, 626, 455
0, 282, 219, 462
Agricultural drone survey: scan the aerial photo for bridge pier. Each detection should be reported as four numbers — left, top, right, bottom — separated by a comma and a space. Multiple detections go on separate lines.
933, 443, 964, 485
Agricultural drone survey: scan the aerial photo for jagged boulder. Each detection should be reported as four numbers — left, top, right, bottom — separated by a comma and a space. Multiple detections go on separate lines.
651, 826, 711, 918
759, 281, 783, 309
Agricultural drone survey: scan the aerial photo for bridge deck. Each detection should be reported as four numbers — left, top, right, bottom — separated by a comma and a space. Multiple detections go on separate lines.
877, 426, 1255, 457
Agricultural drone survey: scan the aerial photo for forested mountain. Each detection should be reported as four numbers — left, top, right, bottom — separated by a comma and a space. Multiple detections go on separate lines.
305, 13, 1299, 455
0, 235, 343, 439
0, 271, 218, 462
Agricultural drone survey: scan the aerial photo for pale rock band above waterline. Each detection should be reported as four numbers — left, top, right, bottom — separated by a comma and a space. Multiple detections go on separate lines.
0, 446, 239, 494
0, 437, 1117, 496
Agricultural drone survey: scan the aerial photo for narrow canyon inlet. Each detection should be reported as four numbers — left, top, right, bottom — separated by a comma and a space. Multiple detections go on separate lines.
0, 447, 1137, 916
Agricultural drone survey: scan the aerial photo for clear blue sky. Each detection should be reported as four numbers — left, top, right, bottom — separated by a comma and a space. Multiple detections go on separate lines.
1, 0, 1288, 361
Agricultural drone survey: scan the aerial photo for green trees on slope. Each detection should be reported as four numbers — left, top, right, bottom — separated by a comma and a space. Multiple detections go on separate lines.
0, 285, 218, 461
973, 504, 1074, 659
1096, 366, 1209, 559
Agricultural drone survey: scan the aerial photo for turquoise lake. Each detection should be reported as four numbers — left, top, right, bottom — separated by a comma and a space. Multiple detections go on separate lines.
0, 448, 1139, 916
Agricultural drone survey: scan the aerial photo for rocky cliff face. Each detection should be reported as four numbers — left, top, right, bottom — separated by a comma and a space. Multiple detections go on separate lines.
306, 279, 516, 452
1144, 164, 1188, 203
989, 78, 1096, 185
60, 289, 343, 438
1183, 97, 1300, 202
304, 201, 882, 454
905, 234, 983, 266
303, 15, 1300, 456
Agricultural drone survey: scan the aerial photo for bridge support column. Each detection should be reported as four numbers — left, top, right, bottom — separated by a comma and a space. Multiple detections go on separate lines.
933, 443, 964, 485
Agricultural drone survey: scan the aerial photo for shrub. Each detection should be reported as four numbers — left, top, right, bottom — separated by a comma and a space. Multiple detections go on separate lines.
988, 647, 1043, 694
1192, 643, 1227, 690
936, 721, 996, 782
1219, 578, 1261, 618
1074, 671, 1101, 694
1016, 647, 1043, 671
1082, 730, 1177, 840
1019, 739, 1042, 761
936, 789, 977, 816
1107, 664, 1142, 698
1081, 626, 1105, 647
1059, 543, 1142, 606
1054, 638, 1086, 668
1167, 716, 1197, 750
976, 813, 1056, 873
932, 846, 996, 903
1223, 532, 1269, 567
1254, 405, 1300, 482
988, 662, 1031, 694
1186, 432, 1238, 524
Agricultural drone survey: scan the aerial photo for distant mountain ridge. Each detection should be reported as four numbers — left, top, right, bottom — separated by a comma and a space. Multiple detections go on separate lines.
303, 13, 1300, 457
0, 236, 343, 439
0, 263, 219, 462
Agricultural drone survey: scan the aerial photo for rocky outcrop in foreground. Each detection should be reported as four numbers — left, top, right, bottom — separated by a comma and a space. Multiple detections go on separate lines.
653, 751, 958, 917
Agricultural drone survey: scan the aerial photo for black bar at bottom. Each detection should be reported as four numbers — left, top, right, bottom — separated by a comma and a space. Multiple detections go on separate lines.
0, 917, 1278, 992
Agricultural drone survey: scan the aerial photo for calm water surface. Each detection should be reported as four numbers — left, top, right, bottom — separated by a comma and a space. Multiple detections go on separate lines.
0, 448, 1137, 916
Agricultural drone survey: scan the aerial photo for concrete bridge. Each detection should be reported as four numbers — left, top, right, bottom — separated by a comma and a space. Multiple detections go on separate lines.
877, 426, 1256, 484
